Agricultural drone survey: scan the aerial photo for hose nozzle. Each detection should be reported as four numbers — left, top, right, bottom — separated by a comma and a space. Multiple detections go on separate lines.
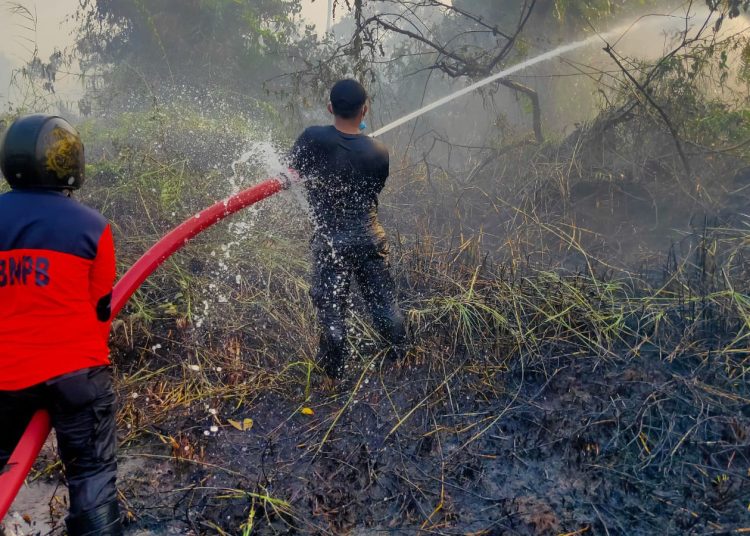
278, 168, 302, 189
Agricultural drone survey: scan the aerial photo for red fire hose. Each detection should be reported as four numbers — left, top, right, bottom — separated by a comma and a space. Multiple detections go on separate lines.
0, 175, 288, 520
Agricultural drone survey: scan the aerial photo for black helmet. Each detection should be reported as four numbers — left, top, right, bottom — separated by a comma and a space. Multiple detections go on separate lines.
0, 114, 85, 190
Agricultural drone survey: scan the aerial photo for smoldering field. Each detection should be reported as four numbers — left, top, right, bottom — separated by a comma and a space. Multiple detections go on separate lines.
3, 1, 750, 535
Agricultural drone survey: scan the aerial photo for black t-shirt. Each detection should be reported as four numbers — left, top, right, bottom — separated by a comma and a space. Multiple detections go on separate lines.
290, 125, 390, 245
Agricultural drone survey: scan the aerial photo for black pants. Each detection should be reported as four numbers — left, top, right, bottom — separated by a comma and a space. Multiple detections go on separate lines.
311, 238, 406, 376
0, 366, 118, 517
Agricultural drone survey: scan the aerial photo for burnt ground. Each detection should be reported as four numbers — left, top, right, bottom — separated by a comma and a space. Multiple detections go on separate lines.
7, 347, 749, 535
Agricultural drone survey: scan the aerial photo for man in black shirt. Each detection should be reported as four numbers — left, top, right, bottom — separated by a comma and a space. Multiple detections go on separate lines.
290, 79, 406, 378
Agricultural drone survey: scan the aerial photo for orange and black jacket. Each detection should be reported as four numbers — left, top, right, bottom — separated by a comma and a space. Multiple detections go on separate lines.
0, 189, 115, 390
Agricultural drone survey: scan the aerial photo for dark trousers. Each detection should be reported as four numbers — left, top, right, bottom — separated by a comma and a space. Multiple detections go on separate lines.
0, 366, 118, 517
311, 238, 406, 376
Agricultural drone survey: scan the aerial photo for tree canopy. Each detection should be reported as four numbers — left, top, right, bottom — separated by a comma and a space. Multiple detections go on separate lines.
75, 0, 312, 96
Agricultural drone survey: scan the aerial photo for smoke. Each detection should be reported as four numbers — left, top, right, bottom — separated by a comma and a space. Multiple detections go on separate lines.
357, 4, 750, 281
372, 5, 748, 152
0, 54, 12, 99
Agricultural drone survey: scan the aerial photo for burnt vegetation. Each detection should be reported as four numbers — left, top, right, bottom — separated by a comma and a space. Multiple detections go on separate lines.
2, 0, 750, 534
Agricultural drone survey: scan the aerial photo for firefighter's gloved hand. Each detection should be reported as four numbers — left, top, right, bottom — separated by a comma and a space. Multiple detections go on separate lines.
279, 168, 302, 189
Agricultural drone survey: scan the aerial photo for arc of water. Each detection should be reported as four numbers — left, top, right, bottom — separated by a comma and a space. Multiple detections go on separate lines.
371, 31, 617, 138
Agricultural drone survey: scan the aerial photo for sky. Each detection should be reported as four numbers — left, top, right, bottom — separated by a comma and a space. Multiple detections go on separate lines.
0, 0, 333, 105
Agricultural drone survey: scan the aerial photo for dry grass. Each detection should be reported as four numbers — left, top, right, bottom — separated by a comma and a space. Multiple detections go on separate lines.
13, 99, 743, 534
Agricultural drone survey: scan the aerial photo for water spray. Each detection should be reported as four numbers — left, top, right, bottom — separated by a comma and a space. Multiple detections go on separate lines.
0, 21, 649, 520
370, 31, 624, 138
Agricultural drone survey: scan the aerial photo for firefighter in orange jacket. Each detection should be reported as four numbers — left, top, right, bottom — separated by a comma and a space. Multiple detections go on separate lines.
0, 115, 122, 535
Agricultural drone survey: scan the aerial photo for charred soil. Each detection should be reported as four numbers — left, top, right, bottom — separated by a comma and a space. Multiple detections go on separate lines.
108, 341, 750, 535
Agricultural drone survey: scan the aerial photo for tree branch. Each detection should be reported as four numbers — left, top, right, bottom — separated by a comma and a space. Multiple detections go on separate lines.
604, 44, 692, 178
498, 78, 544, 143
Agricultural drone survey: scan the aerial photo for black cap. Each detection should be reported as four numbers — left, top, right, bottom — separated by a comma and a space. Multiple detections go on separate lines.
330, 79, 367, 118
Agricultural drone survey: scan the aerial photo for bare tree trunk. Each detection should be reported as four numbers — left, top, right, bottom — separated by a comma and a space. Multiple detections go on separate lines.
353, 0, 364, 77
